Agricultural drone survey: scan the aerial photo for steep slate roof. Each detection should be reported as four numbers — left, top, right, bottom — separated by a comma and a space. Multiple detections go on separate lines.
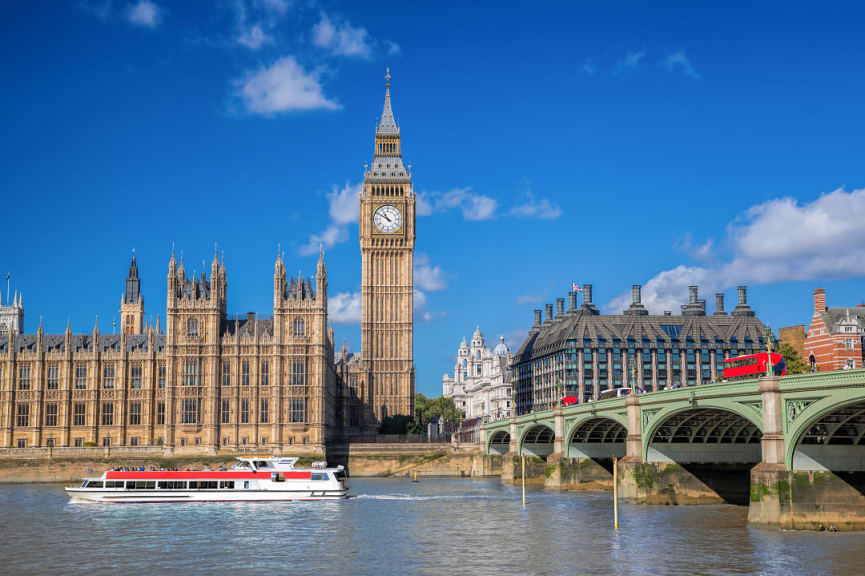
0, 333, 165, 354
221, 316, 274, 339
514, 308, 767, 363
821, 307, 865, 332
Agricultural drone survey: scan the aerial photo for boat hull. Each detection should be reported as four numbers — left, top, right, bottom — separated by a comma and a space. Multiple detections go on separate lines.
65, 487, 347, 503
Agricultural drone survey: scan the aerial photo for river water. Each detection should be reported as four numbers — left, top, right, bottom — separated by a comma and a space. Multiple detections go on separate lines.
1, 478, 863, 575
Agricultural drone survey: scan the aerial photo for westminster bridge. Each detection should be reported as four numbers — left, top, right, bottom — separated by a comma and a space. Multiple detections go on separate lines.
481, 369, 865, 530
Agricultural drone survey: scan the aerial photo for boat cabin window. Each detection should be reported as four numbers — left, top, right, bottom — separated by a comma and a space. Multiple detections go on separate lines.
219, 481, 235, 489
334, 470, 346, 481
254, 461, 270, 469
84, 480, 104, 488
158, 481, 187, 490
105, 481, 124, 488
189, 481, 218, 490
311, 473, 328, 481
128, 481, 156, 490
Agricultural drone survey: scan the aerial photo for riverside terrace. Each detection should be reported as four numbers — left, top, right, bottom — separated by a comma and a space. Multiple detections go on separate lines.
482, 369, 865, 531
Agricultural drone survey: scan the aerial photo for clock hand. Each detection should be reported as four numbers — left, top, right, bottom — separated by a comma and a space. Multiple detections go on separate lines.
382, 214, 391, 223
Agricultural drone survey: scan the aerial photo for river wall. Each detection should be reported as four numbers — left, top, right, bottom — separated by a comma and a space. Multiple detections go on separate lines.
0, 444, 501, 483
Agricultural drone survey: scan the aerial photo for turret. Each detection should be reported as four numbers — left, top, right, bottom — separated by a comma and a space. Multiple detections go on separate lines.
121, 251, 144, 334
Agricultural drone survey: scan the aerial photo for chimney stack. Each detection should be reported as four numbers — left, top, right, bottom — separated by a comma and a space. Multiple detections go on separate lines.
624, 284, 648, 316
814, 288, 826, 315
580, 284, 599, 315
533, 309, 542, 326
731, 285, 755, 317
545, 303, 554, 323
556, 298, 565, 318
682, 286, 706, 316
568, 291, 577, 311
714, 293, 727, 315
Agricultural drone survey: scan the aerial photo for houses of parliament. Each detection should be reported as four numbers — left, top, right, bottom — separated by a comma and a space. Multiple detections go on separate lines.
0, 72, 416, 452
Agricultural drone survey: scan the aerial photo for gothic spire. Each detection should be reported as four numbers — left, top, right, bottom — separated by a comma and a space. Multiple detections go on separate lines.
125, 251, 141, 305
377, 67, 398, 135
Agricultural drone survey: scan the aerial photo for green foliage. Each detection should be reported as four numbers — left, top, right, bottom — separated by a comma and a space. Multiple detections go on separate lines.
377, 393, 466, 435
378, 415, 415, 435
414, 394, 461, 427
778, 343, 808, 374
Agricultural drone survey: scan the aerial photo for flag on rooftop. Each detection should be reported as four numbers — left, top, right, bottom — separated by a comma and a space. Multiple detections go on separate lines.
571, 283, 581, 292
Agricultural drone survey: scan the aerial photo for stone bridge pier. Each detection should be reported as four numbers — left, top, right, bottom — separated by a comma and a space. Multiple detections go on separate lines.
749, 376, 865, 530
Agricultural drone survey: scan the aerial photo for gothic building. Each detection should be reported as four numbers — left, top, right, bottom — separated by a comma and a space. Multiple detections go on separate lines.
0, 250, 336, 451
336, 69, 416, 434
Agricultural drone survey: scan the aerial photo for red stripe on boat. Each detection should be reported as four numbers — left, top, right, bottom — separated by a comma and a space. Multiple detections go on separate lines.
105, 471, 312, 480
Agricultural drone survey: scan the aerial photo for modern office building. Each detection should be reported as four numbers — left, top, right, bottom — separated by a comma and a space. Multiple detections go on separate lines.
512, 284, 768, 414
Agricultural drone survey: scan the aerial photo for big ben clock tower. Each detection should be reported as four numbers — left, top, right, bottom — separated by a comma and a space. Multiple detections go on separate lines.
359, 68, 415, 427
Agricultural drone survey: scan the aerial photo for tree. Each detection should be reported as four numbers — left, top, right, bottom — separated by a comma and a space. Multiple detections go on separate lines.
378, 414, 414, 435
778, 343, 807, 375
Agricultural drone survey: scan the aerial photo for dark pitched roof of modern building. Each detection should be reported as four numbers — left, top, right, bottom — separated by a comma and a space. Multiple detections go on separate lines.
514, 308, 767, 363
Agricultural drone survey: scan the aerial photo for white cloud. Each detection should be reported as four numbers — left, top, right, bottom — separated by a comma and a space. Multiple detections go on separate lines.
126, 0, 163, 28
517, 293, 545, 304
503, 329, 528, 351
298, 224, 347, 256
416, 187, 498, 221
312, 13, 371, 58
330, 292, 361, 324
298, 181, 360, 255
613, 48, 646, 77
80, 1, 112, 21
386, 40, 401, 56
606, 187, 865, 314
414, 253, 447, 292
256, 0, 289, 16
328, 181, 361, 225
235, 56, 340, 115
413, 288, 445, 322
579, 57, 598, 76
662, 50, 700, 79
237, 24, 272, 50
509, 192, 562, 220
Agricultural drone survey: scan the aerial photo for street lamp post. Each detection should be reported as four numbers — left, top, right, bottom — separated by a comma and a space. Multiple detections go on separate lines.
765, 325, 776, 377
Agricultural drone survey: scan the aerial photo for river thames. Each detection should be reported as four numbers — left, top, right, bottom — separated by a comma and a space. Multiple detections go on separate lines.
1, 478, 863, 575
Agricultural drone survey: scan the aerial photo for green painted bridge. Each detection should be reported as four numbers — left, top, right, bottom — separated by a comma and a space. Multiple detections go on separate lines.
481, 369, 865, 530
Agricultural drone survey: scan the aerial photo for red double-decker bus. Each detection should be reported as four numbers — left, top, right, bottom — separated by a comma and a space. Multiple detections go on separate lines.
723, 352, 786, 381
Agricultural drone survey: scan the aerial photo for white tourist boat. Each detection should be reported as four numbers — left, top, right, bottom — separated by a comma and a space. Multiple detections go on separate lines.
65, 457, 348, 503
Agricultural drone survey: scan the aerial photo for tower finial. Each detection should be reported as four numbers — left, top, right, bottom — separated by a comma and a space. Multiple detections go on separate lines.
385, 66, 390, 88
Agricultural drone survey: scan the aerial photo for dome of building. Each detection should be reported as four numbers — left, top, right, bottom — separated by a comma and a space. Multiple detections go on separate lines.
472, 326, 484, 341
493, 336, 511, 356
459, 337, 468, 349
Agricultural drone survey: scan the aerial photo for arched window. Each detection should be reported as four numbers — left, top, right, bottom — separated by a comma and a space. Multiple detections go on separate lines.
294, 318, 304, 337
187, 318, 199, 337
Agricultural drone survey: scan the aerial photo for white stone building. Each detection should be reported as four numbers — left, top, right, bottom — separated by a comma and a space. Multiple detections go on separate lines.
442, 327, 513, 421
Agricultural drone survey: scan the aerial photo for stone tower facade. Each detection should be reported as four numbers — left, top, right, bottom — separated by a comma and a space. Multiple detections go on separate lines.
120, 253, 144, 335
359, 69, 416, 426
0, 278, 24, 335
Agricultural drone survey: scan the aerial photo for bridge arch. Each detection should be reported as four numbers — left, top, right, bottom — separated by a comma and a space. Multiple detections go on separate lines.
643, 405, 763, 464
565, 417, 627, 459
787, 394, 865, 471
486, 430, 511, 456
518, 423, 555, 459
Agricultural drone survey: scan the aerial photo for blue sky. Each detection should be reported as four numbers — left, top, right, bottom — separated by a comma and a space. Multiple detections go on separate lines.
2, 1, 865, 395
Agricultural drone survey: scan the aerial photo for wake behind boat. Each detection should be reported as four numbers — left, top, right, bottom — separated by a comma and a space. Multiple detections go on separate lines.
65, 456, 348, 503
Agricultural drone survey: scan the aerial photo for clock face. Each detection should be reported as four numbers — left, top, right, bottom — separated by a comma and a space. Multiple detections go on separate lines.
373, 204, 402, 233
